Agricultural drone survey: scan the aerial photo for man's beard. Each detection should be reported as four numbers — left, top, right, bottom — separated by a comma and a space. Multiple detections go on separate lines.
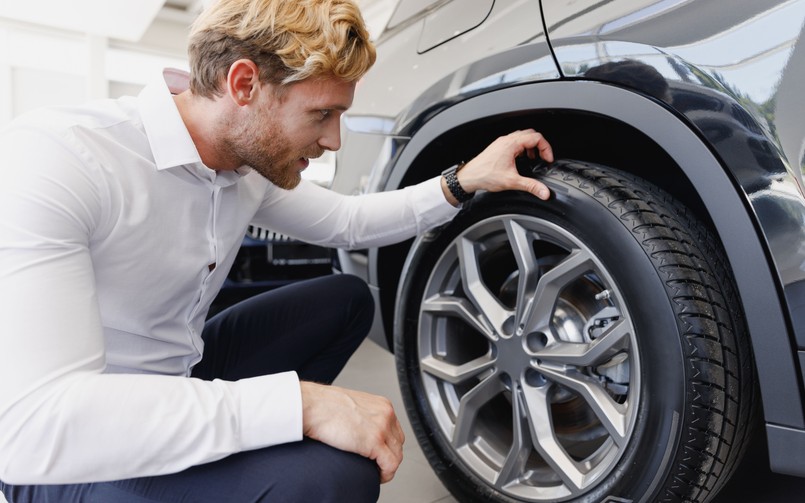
245, 145, 302, 190
220, 111, 312, 190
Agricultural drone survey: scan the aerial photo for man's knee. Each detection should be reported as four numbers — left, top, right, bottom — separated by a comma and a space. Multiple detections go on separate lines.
339, 274, 374, 330
267, 440, 380, 503
335, 274, 374, 311
89, 441, 381, 503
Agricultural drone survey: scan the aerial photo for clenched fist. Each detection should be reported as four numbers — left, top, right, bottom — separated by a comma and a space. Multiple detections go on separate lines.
300, 381, 405, 483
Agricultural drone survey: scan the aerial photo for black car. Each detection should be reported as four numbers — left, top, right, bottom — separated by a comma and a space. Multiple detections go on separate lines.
331, 1, 805, 501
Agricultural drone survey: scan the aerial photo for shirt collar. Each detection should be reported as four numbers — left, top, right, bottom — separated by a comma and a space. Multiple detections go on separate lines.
138, 72, 203, 171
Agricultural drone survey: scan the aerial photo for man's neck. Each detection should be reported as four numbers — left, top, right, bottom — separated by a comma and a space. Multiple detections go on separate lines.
172, 91, 239, 172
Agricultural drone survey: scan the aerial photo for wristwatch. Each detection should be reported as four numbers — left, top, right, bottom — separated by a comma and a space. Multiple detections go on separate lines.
442, 163, 474, 203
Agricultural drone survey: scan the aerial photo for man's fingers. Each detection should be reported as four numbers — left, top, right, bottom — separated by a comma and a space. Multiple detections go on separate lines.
452, 129, 552, 201
374, 412, 404, 484
538, 139, 554, 163
509, 129, 554, 163
375, 432, 404, 483
524, 132, 554, 163
373, 413, 404, 484
377, 447, 402, 483
518, 176, 551, 200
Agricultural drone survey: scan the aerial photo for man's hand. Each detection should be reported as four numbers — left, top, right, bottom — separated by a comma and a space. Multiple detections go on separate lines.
300, 381, 405, 483
441, 129, 554, 206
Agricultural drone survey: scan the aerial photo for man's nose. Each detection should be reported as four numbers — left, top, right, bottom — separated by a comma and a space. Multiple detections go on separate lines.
319, 118, 342, 151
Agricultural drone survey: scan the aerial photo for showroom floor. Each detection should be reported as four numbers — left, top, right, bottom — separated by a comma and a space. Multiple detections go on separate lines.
334, 339, 458, 503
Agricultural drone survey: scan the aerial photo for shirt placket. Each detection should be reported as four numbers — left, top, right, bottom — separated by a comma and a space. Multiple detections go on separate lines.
186, 173, 224, 372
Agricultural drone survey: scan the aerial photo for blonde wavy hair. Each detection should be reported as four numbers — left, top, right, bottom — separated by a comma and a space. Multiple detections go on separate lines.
188, 0, 376, 98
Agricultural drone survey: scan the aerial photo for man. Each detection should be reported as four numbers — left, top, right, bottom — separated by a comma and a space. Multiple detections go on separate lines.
0, 0, 553, 501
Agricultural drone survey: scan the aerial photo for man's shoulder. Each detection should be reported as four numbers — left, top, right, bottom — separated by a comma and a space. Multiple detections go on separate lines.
6, 96, 143, 146
0, 95, 153, 184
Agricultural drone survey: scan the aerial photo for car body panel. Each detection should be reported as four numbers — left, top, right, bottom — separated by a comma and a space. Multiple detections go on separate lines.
416, 0, 494, 53
333, 0, 805, 478
331, 0, 547, 195
545, 0, 805, 334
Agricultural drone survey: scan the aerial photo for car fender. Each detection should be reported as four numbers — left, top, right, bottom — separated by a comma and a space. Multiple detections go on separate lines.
371, 79, 805, 448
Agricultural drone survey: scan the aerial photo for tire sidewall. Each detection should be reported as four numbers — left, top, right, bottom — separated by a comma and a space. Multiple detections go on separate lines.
396, 168, 689, 502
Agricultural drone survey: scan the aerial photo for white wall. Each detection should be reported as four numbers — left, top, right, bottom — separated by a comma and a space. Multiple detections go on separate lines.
0, 15, 190, 128
0, 0, 391, 129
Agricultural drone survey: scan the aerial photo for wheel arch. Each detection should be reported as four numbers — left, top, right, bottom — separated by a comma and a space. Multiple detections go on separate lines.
370, 79, 805, 434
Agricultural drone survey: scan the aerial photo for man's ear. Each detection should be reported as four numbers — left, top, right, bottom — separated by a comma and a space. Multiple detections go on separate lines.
226, 59, 261, 106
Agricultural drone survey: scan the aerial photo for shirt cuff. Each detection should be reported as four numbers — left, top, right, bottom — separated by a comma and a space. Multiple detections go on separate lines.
411, 176, 461, 232
230, 370, 303, 450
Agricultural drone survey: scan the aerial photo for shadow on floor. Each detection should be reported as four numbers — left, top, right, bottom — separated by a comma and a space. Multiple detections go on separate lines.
712, 429, 805, 502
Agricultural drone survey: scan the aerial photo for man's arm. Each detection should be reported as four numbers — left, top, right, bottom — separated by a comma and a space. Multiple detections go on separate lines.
251, 129, 554, 249
0, 127, 302, 484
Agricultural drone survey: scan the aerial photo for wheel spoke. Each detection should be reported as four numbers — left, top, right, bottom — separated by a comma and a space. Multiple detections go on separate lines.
495, 384, 532, 488
535, 364, 629, 446
534, 318, 630, 367
422, 293, 497, 341
420, 355, 495, 385
458, 237, 512, 335
521, 384, 586, 491
524, 248, 595, 333
415, 213, 641, 500
503, 219, 540, 336
452, 370, 505, 448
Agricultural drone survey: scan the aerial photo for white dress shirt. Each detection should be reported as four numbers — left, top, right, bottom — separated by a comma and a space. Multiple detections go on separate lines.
0, 74, 459, 484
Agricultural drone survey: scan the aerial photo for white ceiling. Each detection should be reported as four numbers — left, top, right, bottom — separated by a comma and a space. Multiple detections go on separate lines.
0, 0, 206, 41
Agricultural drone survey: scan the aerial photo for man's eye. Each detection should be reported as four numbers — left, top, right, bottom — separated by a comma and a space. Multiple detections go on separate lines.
318, 109, 331, 120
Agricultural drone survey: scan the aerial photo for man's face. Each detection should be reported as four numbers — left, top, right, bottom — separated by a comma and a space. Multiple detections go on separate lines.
221, 77, 355, 189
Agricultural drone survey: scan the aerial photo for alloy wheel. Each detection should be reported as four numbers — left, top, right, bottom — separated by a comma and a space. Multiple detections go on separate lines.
417, 215, 640, 501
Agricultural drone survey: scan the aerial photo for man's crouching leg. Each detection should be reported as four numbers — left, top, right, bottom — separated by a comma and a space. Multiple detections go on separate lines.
2, 439, 381, 503
108, 439, 381, 502
196, 273, 375, 385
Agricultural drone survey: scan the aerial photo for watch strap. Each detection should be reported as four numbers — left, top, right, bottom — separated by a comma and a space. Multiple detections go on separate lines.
442, 163, 473, 203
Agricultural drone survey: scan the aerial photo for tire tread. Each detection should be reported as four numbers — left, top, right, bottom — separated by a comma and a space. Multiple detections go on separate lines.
541, 162, 756, 503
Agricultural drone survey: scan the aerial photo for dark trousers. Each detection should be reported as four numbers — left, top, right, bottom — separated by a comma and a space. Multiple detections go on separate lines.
1, 274, 379, 503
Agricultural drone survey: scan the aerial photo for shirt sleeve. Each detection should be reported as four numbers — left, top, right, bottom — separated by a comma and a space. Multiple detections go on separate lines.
251, 176, 461, 249
0, 127, 302, 485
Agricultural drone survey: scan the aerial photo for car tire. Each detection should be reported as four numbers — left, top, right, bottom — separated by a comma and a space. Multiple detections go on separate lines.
395, 159, 756, 502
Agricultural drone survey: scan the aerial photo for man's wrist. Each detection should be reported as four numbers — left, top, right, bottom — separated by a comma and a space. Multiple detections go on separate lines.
441, 162, 474, 204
